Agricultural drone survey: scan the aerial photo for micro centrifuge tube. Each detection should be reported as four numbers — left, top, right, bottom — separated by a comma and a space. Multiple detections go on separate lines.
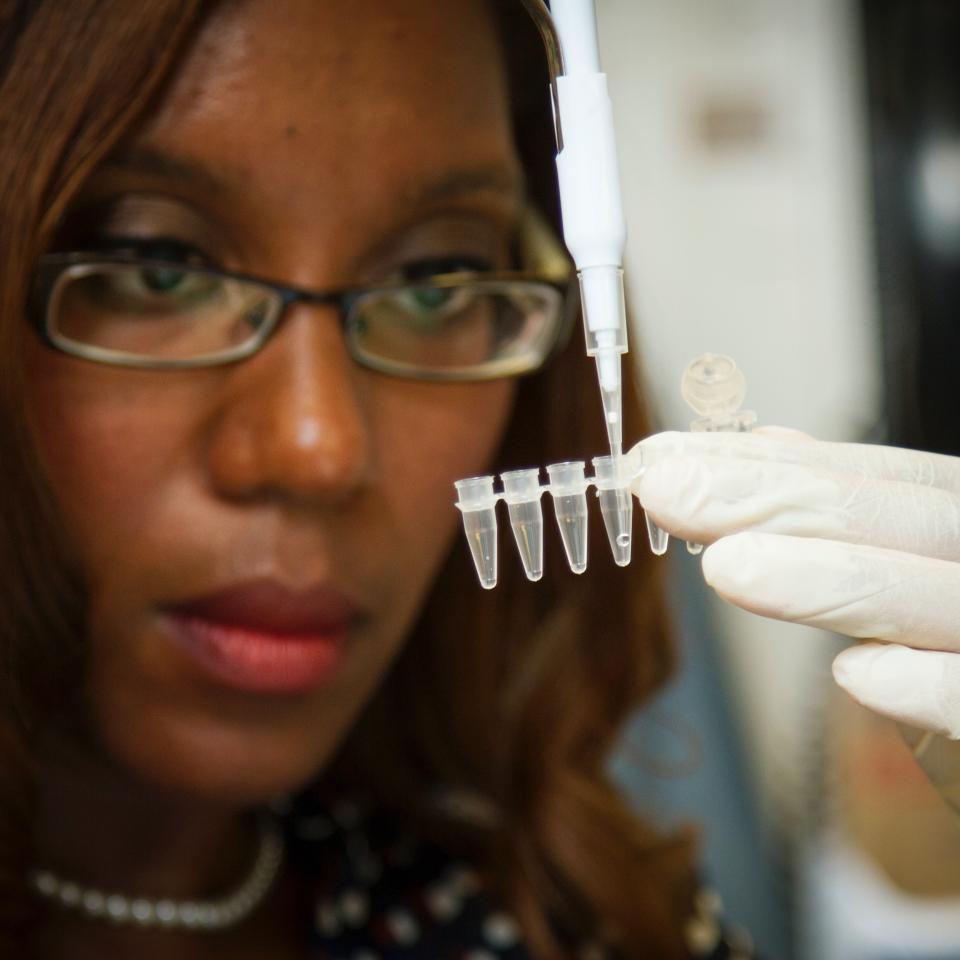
546, 461, 589, 574
592, 455, 632, 567
644, 513, 670, 556
501, 468, 545, 581
454, 476, 499, 590
625, 443, 670, 557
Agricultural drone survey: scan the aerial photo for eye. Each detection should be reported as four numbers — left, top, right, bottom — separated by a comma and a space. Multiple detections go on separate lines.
67, 237, 225, 313
89, 265, 223, 313
139, 265, 190, 293
392, 285, 476, 329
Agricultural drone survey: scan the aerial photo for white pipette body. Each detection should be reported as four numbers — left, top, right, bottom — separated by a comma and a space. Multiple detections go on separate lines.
549, 0, 628, 458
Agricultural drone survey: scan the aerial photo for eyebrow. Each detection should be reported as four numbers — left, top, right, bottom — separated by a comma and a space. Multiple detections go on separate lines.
100, 148, 229, 197
401, 166, 525, 210
101, 147, 524, 211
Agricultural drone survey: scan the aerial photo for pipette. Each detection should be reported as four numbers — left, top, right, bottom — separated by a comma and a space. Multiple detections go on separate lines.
453, 1, 641, 588
547, 0, 629, 459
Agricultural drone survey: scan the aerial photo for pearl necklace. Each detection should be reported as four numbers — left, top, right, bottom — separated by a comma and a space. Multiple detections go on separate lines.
28, 813, 284, 932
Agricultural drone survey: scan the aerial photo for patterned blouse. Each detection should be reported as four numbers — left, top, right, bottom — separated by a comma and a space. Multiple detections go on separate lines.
282, 790, 755, 959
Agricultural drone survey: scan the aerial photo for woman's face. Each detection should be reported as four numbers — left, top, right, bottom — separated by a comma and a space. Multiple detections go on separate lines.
24, 0, 520, 802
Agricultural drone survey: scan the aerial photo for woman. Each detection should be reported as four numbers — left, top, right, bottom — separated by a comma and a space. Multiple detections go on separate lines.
12, 0, 956, 956
0, 1, 711, 957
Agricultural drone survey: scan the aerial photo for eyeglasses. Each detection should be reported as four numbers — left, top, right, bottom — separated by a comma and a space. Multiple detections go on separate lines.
30, 209, 574, 382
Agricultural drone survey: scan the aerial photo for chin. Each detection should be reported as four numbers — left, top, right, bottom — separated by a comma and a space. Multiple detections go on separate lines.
95, 702, 346, 806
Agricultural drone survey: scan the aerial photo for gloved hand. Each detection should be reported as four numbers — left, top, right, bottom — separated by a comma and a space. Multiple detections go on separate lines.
631, 427, 960, 814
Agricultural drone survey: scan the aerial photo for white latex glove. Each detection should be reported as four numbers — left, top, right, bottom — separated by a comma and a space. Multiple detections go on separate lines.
631, 428, 960, 813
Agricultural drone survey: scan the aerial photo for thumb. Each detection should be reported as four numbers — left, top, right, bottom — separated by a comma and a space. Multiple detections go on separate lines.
832, 643, 960, 740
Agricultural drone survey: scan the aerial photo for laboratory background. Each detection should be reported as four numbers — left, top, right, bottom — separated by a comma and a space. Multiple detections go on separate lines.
596, 0, 960, 957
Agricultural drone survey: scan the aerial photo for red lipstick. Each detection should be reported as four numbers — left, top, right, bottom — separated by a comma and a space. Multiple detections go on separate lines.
163, 579, 359, 693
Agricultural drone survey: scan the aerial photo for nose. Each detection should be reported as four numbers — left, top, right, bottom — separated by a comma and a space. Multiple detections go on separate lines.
204, 304, 372, 506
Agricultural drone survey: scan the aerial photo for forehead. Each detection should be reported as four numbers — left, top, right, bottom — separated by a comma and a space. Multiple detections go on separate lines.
132, 0, 519, 224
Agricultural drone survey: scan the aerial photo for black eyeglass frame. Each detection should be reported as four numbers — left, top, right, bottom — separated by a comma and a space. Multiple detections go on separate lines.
30, 211, 577, 382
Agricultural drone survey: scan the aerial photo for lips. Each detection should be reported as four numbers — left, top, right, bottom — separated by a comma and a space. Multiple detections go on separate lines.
162, 579, 361, 694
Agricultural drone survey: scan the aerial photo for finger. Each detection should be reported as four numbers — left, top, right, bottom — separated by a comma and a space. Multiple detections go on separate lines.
636, 430, 960, 494
633, 453, 960, 561
833, 643, 960, 740
701, 532, 960, 653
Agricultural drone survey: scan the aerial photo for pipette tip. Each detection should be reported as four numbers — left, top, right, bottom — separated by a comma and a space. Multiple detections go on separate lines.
599, 384, 623, 459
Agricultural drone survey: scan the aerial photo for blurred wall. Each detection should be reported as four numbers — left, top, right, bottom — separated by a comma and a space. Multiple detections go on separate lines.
600, 0, 879, 438
597, 0, 883, 823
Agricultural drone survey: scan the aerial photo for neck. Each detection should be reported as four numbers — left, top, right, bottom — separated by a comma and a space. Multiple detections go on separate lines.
32, 726, 259, 960
30, 729, 309, 960
34, 728, 253, 903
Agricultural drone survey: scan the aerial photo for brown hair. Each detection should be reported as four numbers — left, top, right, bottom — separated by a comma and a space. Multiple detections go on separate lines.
0, 1, 695, 957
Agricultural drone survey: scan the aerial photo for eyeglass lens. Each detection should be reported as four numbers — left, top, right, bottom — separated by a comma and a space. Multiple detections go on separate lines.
50, 263, 279, 362
48, 262, 562, 375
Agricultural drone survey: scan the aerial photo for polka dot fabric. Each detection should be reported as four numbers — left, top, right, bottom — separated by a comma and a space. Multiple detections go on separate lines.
283, 791, 754, 960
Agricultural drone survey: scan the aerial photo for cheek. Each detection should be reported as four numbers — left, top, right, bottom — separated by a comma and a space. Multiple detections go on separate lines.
369, 378, 515, 571
24, 353, 197, 578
